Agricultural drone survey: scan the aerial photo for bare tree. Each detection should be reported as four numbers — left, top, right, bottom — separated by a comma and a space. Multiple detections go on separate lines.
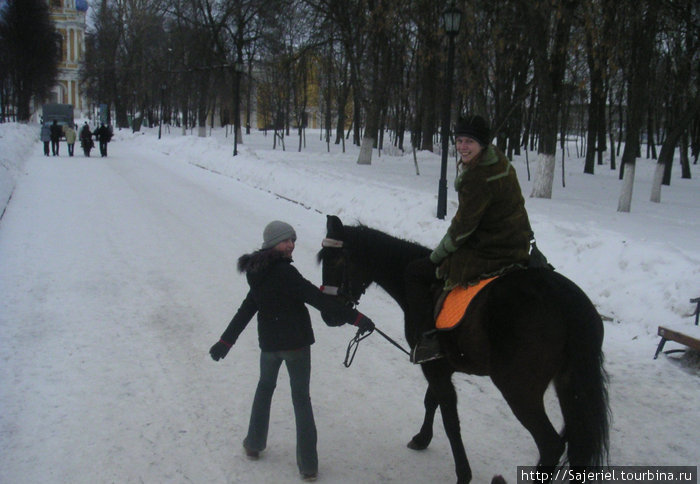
529, 0, 578, 199
617, 0, 659, 213
0, 0, 59, 122
582, 0, 617, 174
72, 0, 696, 210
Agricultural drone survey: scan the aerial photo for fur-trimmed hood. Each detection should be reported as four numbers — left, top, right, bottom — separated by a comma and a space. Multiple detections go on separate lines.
237, 249, 292, 275
219, 246, 360, 352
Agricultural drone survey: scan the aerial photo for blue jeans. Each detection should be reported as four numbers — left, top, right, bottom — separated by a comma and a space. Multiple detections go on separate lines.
244, 346, 317, 475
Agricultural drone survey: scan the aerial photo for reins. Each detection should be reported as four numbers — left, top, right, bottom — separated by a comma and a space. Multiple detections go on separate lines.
343, 327, 374, 367
344, 325, 411, 368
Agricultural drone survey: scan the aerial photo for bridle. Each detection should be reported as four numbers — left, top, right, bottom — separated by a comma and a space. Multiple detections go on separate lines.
319, 237, 369, 308
320, 236, 412, 365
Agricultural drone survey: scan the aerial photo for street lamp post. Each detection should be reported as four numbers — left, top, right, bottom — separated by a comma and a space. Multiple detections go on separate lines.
233, 58, 244, 156
158, 47, 173, 139
158, 81, 165, 139
436, 1, 462, 219
159, 47, 172, 140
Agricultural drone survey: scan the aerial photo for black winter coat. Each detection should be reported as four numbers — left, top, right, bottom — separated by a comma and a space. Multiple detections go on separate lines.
50, 123, 62, 142
95, 125, 111, 143
220, 249, 359, 352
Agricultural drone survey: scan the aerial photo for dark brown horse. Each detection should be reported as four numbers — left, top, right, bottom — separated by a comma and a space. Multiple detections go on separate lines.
318, 215, 610, 484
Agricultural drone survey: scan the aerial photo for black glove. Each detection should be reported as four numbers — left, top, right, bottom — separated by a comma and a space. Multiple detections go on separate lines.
353, 313, 375, 334
210, 339, 232, 361
320, 308, 345, 327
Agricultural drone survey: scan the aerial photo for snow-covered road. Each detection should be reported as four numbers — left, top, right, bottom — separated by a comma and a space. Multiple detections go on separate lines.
1, 127, 698, 484
0, 146, 442, 483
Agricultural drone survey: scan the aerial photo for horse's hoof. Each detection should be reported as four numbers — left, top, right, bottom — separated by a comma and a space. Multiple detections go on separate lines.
406, 438, 429, 451
456, 473, 473, 484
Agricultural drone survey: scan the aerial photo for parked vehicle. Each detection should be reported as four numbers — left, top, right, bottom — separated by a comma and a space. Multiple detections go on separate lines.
41, 104, 74, 140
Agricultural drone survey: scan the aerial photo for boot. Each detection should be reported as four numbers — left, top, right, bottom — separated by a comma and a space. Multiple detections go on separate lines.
243, 442, 260, 460
410, 330, 445, 364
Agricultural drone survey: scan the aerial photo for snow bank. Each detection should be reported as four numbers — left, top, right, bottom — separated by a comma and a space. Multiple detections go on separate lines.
0, 123, 38, 215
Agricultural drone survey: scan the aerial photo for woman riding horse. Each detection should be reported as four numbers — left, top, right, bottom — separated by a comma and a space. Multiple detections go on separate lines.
407, 115, 532, 363
319, 216, 609, 483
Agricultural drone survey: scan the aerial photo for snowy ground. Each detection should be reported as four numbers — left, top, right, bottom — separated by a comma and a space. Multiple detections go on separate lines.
0, 122, 698, 484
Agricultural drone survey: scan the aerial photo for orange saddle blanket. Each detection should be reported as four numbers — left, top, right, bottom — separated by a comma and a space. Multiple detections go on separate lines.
435, 277, 498, 330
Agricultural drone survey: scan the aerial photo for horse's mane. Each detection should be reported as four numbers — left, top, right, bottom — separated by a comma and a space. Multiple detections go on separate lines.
343, 223, 431, 272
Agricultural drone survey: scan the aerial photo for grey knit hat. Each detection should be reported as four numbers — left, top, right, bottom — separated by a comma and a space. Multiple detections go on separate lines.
262, 220, 297, 249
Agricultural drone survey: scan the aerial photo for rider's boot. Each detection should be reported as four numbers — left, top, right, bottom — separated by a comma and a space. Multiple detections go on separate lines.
410, 329, 445, 364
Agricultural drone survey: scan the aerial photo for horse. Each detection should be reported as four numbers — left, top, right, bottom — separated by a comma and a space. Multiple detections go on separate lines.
318, 215, 610, 484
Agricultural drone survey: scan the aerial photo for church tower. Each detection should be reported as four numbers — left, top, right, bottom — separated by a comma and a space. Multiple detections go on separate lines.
47, 0, 88, 117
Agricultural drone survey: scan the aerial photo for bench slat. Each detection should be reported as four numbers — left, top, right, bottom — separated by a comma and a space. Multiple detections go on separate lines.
657, 327, 700, 351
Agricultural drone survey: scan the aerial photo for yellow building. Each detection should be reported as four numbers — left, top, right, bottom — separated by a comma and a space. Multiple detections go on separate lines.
46, 0, 88, 117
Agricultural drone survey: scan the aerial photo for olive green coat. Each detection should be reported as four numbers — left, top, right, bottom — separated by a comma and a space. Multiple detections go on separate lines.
430, 145, 531, 288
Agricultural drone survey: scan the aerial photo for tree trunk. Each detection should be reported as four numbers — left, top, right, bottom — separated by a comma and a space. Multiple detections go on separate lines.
651, 96, 700, 200
529, 0, 577, 199
650, 164, 664, 203
680, 133, 691, 178
646, 109, 657, 159
584, 67, 603, 174
617, 0, 658, 212
531, 153, 556, 199
617, 162, 636, 212
356, 5, 384, 165
419, 63, 437, 152
596, 88, 607, 166
357, 136, 374, 165
335, 76, 349, 147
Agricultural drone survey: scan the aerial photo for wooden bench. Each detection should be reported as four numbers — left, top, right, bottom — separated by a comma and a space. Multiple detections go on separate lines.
653, 297, 700, 359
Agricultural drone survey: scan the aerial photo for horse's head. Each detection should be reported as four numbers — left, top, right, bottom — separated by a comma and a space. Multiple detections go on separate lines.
317, 215, 372, 307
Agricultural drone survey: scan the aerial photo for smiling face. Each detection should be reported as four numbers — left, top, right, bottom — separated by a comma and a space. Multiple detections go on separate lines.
455, 136, 484, 167
273, 238, 295, 259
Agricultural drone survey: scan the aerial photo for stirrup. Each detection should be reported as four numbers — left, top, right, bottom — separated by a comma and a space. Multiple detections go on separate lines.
410, 331, 445, 364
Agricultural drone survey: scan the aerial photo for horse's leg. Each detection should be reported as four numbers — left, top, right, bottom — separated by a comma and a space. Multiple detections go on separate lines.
407, 385, 438, 450
497, 382, 564, 471
426, 366, 472, 484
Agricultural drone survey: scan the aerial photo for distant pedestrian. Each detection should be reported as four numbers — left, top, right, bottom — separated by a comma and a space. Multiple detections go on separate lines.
50, 120, 62, 156
40, 124, 51, 156
94, 123, 112, 157
80, 122, 93, 157
63, 124, 77, 157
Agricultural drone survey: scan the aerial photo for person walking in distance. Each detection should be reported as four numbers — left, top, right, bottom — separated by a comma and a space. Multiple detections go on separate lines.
49, 120, 62, 156
94, 123, 111, 157
63, 123, 77, 157
40, 123, 51, 156
80, 122, 93, 157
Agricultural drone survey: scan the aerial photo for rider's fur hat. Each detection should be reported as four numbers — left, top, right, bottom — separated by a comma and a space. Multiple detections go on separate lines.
454, 115, 491, 147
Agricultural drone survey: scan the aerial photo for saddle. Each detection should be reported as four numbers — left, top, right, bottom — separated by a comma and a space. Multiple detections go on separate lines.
434, 276, 498, 331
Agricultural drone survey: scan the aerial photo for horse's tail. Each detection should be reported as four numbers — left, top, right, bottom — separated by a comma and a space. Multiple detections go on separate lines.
555, 290, 611, 467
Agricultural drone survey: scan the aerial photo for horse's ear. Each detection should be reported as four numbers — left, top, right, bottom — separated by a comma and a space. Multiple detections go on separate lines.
326, 215, 344, 237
